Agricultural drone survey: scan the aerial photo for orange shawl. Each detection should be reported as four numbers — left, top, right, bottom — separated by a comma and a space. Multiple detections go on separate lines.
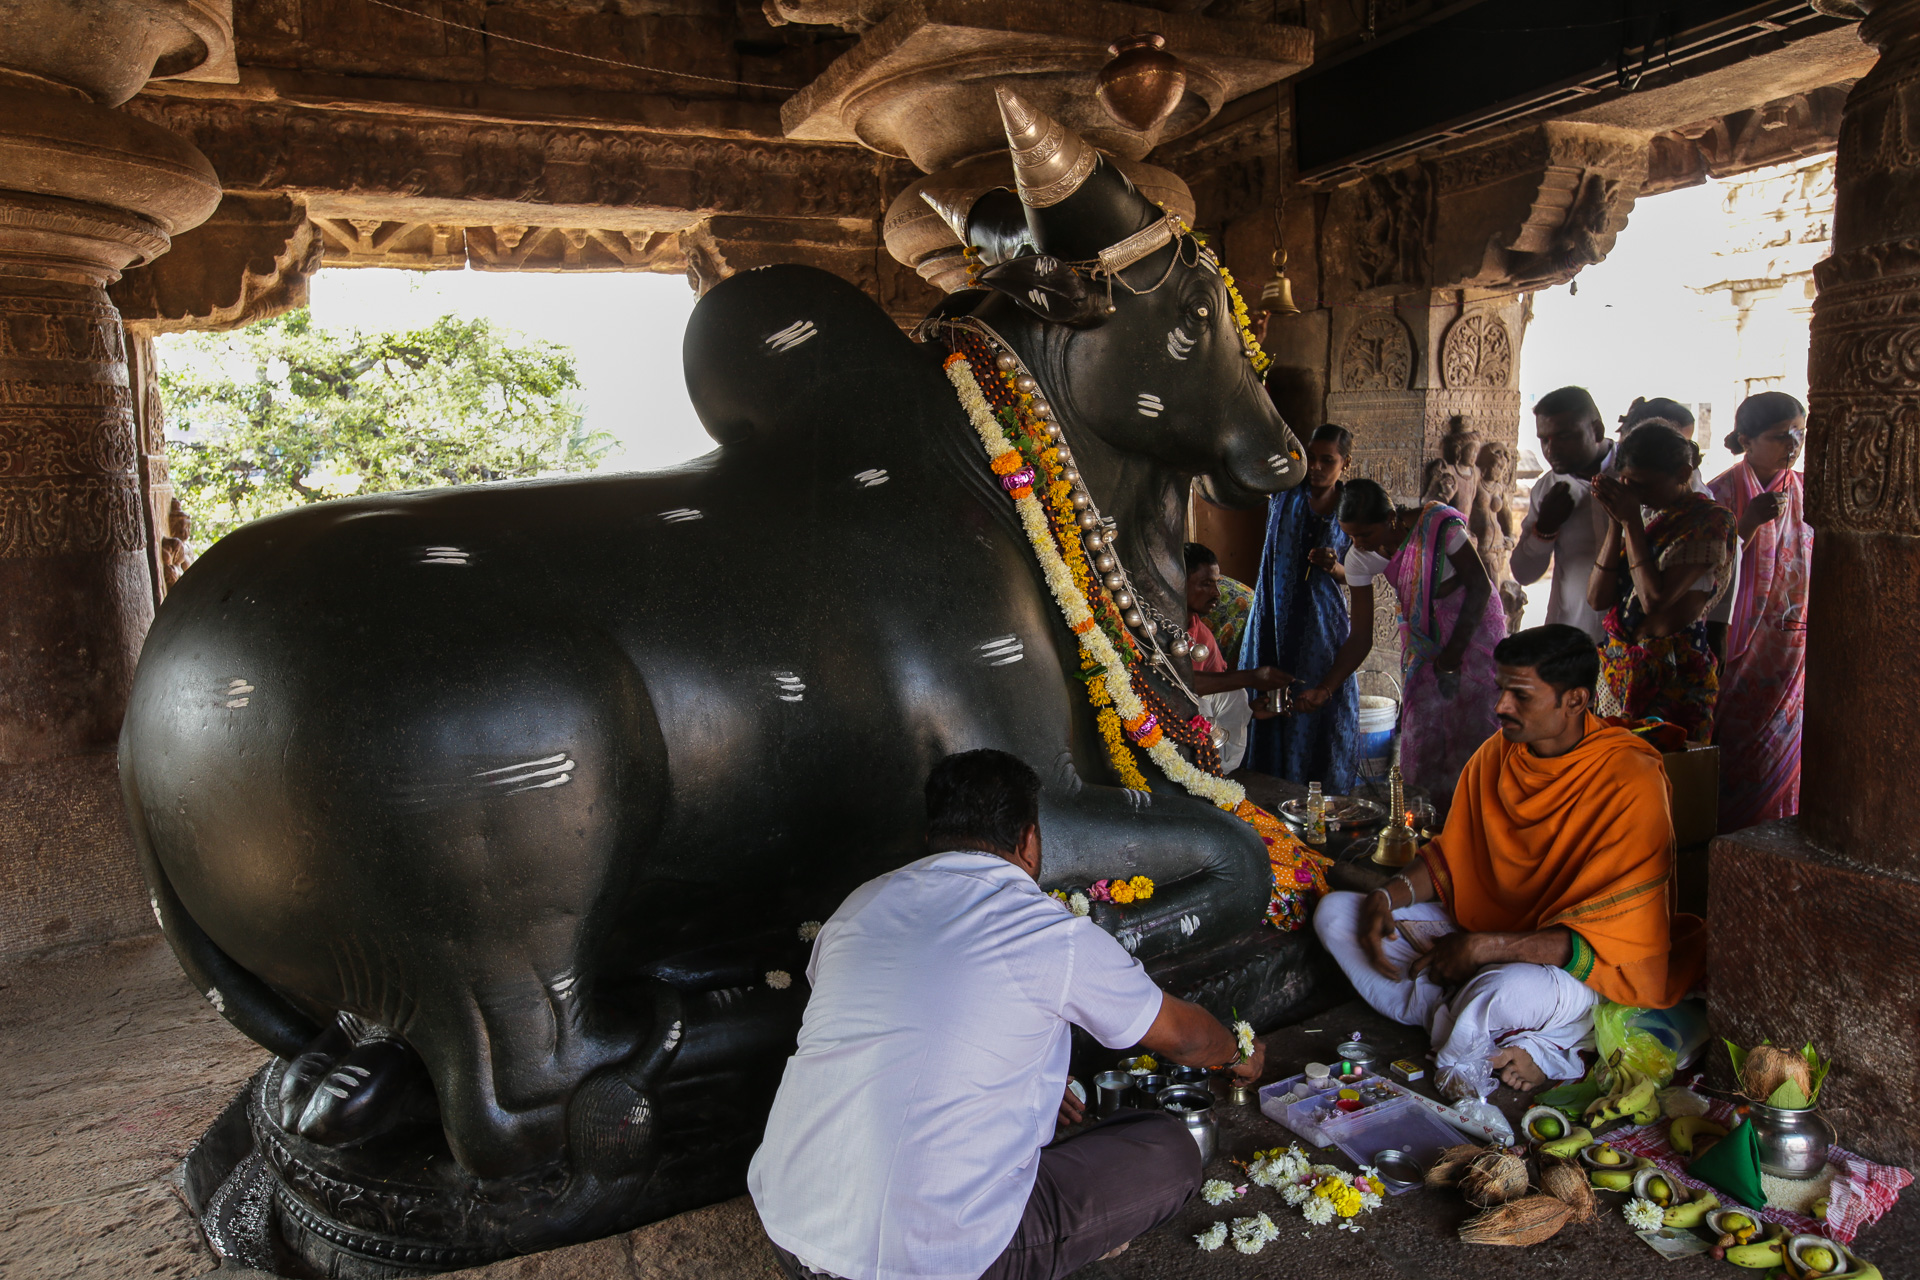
1418, 713, 1705, 1008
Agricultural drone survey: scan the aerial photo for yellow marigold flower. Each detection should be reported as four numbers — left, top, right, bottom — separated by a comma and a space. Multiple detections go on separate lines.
1128, 875, 1154, 900
1109, 880, 1136, 905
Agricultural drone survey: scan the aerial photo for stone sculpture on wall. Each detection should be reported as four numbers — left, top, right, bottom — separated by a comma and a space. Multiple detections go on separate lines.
1440, 311, 1513, 389
1339, 312, 1414, 392
1422, 417, 1482, 514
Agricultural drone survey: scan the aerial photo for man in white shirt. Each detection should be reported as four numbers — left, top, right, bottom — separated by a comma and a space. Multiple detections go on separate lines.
1510, 387, 1616, 643
750, 750, 1265, 1280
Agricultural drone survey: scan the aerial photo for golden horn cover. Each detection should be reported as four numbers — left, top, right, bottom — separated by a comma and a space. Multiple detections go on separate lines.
996, 87, 1098, 209
918, 186, 978, 244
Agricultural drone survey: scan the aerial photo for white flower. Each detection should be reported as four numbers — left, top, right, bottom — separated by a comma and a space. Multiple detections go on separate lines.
1068, 892, 1090, 916
765, 970, 793, 990
1300, 1197, 1336, 1226
1229, 1213, 1278, 1253
1359, 1164, 1380, 1181
1623, 1197, 1665, 1232
1233, 1020, 1256, 1061
1281, 1182, 1313, 1207
797, 921, 822, 942
1359, 1190, 1383, 1211
1194, 1222, 1228, 1251
1201, 1179, 1238, 1206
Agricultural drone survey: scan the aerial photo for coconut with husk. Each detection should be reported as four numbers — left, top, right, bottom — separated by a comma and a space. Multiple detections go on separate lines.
1425, 1143, 1489, 1189
1741, 1044, 1813, 1101
1537, 1154, 1596, 1224
1459, 1148, 1529, 1207
1458, 1194, 1573, 1245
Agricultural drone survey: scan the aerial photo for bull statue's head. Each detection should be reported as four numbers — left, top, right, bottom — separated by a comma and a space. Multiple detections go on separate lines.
925, 90, 1306, 511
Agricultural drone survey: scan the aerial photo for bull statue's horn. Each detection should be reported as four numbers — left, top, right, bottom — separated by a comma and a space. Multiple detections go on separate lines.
996, 87, 1098, 209
919, 186, 978, 244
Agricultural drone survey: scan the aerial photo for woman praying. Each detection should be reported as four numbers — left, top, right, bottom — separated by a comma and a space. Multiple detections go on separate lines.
1240, 425, 1359, 790
1296, 478, 1503, 806
1588, 423, 1738, 742
1708, 393, 1810, 829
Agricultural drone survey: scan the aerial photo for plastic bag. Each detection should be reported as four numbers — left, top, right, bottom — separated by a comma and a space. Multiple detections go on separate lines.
1594, 999, 1710, 1091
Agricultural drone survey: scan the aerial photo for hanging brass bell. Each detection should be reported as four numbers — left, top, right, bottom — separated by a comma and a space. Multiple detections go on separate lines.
1260, 249, 1301, 318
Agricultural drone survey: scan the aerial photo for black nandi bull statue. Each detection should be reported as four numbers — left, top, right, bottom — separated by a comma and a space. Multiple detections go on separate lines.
122, 91, 1317, 1272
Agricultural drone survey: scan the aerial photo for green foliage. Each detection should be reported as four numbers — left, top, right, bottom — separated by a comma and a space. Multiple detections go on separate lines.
161, 308, 610, 549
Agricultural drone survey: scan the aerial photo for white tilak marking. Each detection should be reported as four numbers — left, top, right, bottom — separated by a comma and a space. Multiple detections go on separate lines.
853, 468, 889, 488
421, 545, 469, 565
765, 319, 816, 352
773, 672, 806, 702
977, 635, 1024, 666
150, 893, 163, 929
1124, 788, 1151, 809
1136, 393, 1163, 418
1166, 327, 1195, 361
473, 753, 574, 794
322, 1085, 349, 1100
1179, 913, 1201, 937
1027, 289, 1051, 311
205, 987, 226, 1013
659, 508, 704, 523
665, 1020, 683, 1047
1267, 453, 1289, 474
221, 677, 255, 709
548, 972, 578, 999
1116, 930, 1141, 954
627, 1103, 648, 1124
1198, 252, 1220, 275
473, 754, 565, 777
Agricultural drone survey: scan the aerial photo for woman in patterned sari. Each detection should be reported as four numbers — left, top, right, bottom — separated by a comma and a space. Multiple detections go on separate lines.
1297, 478, 1504, 807
1241, 425, 1358, 789
1709, 393, 1810, 828
1587, 423, 1737, 742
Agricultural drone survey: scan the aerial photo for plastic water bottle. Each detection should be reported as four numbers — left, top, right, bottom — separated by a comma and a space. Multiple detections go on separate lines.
1305, 782, 1327, 846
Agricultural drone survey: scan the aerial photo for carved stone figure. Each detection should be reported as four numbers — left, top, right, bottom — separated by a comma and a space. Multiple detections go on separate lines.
1422, 417, 1482, 515
1471, 440, 1523, 634
121, 95, 1311, 1272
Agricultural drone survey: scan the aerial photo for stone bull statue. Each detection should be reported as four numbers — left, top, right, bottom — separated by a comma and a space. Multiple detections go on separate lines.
121, 92, 1310, 1272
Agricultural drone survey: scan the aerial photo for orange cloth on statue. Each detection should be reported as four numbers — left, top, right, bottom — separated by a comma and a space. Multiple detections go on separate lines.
1417, 712, 1705, 1009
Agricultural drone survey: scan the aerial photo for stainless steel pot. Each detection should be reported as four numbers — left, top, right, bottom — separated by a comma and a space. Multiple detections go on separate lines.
1158, 1084, 1217, 1164
1750, 1103, 1835, 1179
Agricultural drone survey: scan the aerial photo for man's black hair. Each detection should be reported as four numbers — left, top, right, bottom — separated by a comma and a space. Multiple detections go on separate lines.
1492, 624, 1600, 696
1337, 477, 1394, 524
924, 749, 1041, 856
1532, 386, 1601, 423
1183, 541, 1219, 573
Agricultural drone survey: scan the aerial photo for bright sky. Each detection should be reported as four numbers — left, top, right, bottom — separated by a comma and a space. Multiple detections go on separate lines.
300, 266, 712, 473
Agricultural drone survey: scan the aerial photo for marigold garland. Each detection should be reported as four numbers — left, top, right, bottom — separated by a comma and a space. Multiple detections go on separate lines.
941, 334, 1331, 927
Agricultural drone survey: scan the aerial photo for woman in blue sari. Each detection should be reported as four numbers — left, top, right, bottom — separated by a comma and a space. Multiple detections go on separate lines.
1241, 425, 1359, 789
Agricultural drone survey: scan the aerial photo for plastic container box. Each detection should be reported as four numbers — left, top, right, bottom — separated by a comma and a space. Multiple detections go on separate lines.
1260, 1074, 1470, 1178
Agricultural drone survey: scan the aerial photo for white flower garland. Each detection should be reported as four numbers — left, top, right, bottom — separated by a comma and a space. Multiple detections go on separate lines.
945, 355, 1248, 812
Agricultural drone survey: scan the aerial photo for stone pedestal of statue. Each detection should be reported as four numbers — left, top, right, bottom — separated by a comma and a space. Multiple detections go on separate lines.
0, 3, 225, 953
1707, 0, 1920, 1169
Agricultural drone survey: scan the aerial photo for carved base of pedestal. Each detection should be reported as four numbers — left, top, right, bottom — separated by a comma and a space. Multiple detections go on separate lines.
1707, 820, 1920, 1169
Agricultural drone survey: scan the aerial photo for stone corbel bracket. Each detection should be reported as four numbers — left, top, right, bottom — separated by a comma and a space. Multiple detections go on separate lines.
1319, 122, 1650, 302
112, 193, 321, 333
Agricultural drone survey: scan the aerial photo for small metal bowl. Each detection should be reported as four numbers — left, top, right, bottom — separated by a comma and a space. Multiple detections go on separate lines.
1119, 1055, 1156, 1076
1371, 1149, 1421, 1192
1169, 1065, 1210, 1085
1135, 1073, 1169, 1100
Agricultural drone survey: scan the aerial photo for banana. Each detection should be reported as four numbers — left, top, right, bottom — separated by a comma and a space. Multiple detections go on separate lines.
1726, 1239, 1785, 1269
1670, 1116, 1728, 1156
1541, 1126, 1594, 1158
1589, 1170, 1634, 1192
1663, 1192, 1719, 1230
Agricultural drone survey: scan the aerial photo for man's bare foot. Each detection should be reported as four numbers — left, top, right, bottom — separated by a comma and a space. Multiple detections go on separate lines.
1098, 1242, 1131, 1261
1490, 1045, 1547, 1093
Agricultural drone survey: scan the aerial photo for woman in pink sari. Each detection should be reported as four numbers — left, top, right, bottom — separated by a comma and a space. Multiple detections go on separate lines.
1709, 393, 1810, 829
1297, 479, 1505, 808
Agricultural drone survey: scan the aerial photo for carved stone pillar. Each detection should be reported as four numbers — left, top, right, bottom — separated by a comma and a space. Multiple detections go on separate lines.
0, 6, 224, 954
1707, 0, 1920, 1167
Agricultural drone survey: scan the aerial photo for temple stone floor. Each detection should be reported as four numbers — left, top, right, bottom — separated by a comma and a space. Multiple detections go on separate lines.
4, 935, 1915, 1279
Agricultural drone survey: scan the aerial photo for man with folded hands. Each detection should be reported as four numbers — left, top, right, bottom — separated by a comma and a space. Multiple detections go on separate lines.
750, 748, 1264, 1280
1315, 624, 1704, 1099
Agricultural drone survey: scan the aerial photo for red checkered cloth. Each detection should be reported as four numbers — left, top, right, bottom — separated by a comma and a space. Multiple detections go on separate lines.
1608, 1100, 1911, 1245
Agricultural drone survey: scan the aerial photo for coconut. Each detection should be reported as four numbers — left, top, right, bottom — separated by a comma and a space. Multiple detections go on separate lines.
1521, 1104, 1573, 1144
1458, 1194, 1573, 1246
1787, 1234, 1846, 1276
1537, 1154, 1596, 1224
1459, 1149, 1530, 1207
1740, 1044, 1813, 1103
1425, 1143, 1489, 1188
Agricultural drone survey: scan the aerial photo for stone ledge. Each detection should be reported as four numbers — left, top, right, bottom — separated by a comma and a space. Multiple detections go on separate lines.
1707, 819, 1920, 1169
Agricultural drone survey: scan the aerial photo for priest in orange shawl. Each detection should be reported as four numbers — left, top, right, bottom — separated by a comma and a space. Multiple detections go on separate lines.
1315, 624, 1705, 1098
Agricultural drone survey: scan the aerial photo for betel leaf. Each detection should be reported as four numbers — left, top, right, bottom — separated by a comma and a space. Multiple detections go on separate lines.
1767, 1078, 1811, 1110
1724, 1038, 1752, 1080
1802, 1043, 1832, 1106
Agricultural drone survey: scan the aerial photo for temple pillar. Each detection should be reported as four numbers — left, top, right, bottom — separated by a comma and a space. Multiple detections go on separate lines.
1707, 2, 1920, 1167
0, 5, 225, 954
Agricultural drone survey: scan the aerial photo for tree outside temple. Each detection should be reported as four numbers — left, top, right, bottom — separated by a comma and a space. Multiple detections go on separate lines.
160, 308, 609, 551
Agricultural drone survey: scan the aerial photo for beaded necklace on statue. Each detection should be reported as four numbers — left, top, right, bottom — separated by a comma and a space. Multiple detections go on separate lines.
934, 317, 1331, 929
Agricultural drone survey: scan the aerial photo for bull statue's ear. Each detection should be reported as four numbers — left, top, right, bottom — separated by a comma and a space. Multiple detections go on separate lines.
976, 254, 1112, 328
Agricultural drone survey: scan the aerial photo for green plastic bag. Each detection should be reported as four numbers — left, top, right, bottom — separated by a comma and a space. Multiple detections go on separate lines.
1537, 999, 1709, 1111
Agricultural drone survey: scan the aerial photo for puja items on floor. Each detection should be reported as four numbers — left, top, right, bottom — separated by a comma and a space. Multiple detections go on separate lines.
1497, 1037, 1906, 1276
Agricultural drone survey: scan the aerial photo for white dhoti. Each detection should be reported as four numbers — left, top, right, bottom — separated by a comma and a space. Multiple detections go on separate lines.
1198, 690, 1253, 773
1313, 890, 1600, 1100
